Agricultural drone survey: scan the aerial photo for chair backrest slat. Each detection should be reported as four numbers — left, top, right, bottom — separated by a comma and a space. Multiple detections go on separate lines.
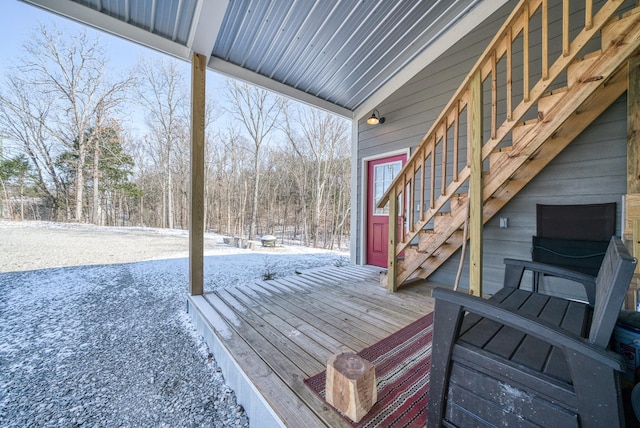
589, 237, 636, 346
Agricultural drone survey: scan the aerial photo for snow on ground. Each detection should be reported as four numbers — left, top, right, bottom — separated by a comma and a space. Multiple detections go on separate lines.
0, 221, 349, 427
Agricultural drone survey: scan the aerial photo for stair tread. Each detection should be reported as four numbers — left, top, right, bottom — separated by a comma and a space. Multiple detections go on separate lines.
492, 146, 514, 154
622, 6, 640, 19
390, 3, 640, 286
540, 87, 569, 98
583, 49, 603, 60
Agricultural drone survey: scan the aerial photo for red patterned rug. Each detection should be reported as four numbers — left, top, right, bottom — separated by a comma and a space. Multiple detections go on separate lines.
304, 312, 433, 428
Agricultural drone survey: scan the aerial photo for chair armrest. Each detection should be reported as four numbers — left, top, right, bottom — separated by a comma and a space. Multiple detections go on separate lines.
432, 287, 622, 371
504, 258, 596, 305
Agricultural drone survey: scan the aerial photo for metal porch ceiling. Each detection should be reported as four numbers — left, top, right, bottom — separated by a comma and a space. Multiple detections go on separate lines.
213, 0, 485, 111
19, 0, 507, 118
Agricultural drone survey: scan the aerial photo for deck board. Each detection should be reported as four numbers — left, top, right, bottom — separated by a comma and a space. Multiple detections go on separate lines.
241, 282, 373, 350
252, 278, 394, 341
215, 289, 327, 373
274, 272, 429, 326
194, 265, 437, 427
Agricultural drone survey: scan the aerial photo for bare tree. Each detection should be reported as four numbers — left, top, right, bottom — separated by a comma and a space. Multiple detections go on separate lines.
283, 106, 349, 247
136, 57, 189, 229
0, 73, 66, 219
210, 126, 252, 236
225, 80, 283, 240
13, 24, 134, 221
88, 86, 137, 224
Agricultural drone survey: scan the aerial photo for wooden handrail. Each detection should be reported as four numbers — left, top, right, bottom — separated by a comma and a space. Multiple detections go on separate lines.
378, 0, 534, 208
376, 0, 625, 287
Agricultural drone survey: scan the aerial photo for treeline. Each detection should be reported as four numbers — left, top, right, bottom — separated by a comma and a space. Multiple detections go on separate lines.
0, 24, 350, 249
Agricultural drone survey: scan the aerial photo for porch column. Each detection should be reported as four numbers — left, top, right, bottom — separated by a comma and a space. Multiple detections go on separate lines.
628, 57, 640, 194
190, 52, 206, 296
469, 70, 483, 296
387, 187, 399, 292
628, 56, 640, 309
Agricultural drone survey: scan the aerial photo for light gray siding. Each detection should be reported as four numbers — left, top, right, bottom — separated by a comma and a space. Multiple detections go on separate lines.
356, 0, 633, 295
429, 96, 627, 296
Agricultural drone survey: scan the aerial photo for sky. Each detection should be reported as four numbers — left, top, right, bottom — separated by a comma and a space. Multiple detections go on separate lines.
1, 1, 144, 74
0, 0, 229, 139
0, 0, 336, 162
0, 0, 230, 82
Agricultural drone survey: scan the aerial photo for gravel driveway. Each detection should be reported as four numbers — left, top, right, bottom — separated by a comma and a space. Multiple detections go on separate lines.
0, 221, 348, 427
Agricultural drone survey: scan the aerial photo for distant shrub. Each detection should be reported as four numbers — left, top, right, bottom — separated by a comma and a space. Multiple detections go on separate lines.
334, 258, 348, 267
262, 270, 276, 281
262, 262, 277, 280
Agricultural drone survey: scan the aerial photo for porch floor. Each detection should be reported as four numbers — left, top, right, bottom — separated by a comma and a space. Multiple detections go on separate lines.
187, 264, 437, 427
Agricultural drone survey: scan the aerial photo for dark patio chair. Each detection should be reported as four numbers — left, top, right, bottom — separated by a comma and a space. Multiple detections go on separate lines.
531, 203, 616, 297
427, 236, 636, 427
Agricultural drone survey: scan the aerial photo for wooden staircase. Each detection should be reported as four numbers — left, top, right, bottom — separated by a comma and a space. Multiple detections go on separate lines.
379, 0, 640, 291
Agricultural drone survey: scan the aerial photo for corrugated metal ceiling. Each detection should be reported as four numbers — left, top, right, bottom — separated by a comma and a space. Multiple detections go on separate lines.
70, 0, 198, 45
212, 0, 483, 111
22, 0, 497, 115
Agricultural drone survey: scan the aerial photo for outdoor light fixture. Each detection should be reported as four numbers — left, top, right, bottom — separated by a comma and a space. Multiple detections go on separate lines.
367, 110, 385, 125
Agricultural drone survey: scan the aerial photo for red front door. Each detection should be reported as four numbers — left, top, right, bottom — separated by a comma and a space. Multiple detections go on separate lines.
366, 154, 406, 267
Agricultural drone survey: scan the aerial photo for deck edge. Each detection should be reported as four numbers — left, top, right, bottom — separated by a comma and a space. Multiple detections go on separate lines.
187, 294, 285, 428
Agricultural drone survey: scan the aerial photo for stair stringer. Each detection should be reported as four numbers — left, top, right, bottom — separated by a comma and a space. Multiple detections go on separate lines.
403, 64, 628, 283
388, 0, 629, 257
394, 6, 640, 286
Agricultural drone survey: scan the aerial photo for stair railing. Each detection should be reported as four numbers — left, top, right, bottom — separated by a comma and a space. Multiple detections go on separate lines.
377, 0, 625, 290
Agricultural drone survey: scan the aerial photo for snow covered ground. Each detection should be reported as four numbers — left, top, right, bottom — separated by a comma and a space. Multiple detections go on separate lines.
0, 221, 349, 427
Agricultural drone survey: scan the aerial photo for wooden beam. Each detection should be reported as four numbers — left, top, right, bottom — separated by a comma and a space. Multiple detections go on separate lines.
629, 55, 640, 310
442, 121, 448, 196
387, 187, 399, 292
453, 101, 460, 182
563, 0, 570, 56
634, 221, 640, 274
419, 148, 425, 222
190, 52, 206, 296
507, 27, 513, 120
523, 3, 530, 102
585, 0, 593, 31
629, 55, 640, 193
632, 220, 640, 310
542, 0, 548, 79
430, 136, 436, 208
469, 70, 483, 297
491, 51, 497, 139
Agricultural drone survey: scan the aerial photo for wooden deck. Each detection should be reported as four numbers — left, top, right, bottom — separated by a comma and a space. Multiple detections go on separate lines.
187, 264, 436, 427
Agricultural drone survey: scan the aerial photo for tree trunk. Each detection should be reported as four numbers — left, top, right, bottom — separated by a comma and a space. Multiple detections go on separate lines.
248, 153, 260, 240
0, 180, 8, 219
19, 180, 24, 221
240, 178, 247, 236
75, 143, 86, 221
161, 179, 167, 228
167, 160, 174, 229
226, 182, 232, 235
92, 131, 102, 225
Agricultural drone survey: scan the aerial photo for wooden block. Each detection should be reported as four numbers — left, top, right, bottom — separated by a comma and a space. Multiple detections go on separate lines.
625, 194, 640, 237
325, 352, 377, 422
379, 271, 388, 288
627, 273, 640, 311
